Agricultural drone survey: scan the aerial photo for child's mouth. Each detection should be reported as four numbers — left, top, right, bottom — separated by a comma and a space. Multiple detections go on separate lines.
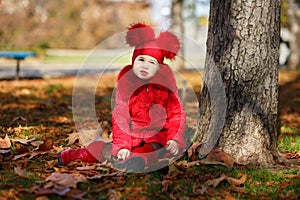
140, 70, 148, 76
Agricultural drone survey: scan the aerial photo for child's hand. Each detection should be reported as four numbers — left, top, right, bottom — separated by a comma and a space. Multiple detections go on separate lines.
117, 149, 130, 160
166, 140, 179, 155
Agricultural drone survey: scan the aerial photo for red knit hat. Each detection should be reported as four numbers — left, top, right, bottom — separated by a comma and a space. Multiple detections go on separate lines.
126, 23, 180, 64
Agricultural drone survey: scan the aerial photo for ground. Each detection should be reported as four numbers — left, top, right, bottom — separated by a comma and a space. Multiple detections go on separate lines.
0, 70, 299, 200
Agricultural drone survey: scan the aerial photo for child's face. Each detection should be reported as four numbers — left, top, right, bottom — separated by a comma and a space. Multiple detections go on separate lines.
133, 55, 159, 80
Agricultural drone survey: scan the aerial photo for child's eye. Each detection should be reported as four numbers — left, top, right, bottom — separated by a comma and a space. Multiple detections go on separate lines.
138, 58, 144, 62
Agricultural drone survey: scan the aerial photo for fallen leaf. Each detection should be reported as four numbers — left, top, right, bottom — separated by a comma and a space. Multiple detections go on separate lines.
199, 158, 228, 167
229, 186, 246, 194
38, 139, 53, 151
226, 174, 247, 186
11, 116, 27, 124
33, 185, 87, 199
87, 171, 121, 180
46, 172, 87, 188
201, 147, 236, 168
284, 174, 300, 179
107, 189, 121, 200
203, 186, 219, 197
0, 134, 11, 148
161, 180, 171, 192
13, 152, 32, 160
284, 152, 300, 159
222, 190, 236, 200
78, 129, 102, 146
14, 165, 28, 177
174, 160, 200, 170
31, 140, 44, 147
0, 188, 19, 200
76, 165, 96, 171
67, 132, 79, 145
0, 149, 10, 154
204, 173, 227, 187
52, 145, 64, 153
205, 173, 247, 188
29, 150, 50, 159
35, 196, 49, 200
12, 136, 36, 145
187, 141, 203, 158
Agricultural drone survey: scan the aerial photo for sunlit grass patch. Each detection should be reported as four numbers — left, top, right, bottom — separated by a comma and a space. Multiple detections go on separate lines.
279, 125, 300, 153
278, 135, 300, 153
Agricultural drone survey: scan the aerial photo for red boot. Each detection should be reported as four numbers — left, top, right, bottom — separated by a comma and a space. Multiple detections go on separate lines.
58, 140, 111, 166
58, 148, 98, 166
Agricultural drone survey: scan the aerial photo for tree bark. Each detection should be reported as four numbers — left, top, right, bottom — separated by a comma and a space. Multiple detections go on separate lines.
287, 0, 300, 70
170, 0, 185, 71
196, 0, 281, 165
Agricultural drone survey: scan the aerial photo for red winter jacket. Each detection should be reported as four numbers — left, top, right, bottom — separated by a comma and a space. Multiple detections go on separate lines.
111, 64, 186, 156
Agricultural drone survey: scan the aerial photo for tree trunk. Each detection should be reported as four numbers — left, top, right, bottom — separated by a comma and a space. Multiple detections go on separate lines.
195, 0, 281, 165
287, 0, 300, 70
170, 0, 185, 71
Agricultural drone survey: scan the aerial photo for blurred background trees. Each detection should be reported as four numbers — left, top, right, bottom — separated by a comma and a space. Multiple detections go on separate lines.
0, 0, 210, 52
281, 0, 300, 70
1, 0, 299, 69
0, 0, 152, 50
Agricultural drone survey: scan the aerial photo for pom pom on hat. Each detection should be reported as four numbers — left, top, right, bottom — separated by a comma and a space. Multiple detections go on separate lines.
156, 31, 180, 60
126, 23, 155, 47
126, 23, 181, 64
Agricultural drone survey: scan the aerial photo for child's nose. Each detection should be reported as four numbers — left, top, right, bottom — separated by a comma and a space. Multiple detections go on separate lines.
142, 63, 149, 69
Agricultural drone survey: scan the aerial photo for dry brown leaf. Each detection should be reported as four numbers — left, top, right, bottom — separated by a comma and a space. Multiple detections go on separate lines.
204, 173, 227, 187
11, 116, 27, 124
0, 149, 10, 154
226, 174, 247, 186
223, 190, 236, 200
229, 186, 246, 194
0, 188, 19, 200
174, 160, 200, 169
78, 129, 102, 146
39, 139, 53, 151
107, 189, 121, 200
76, 165, 96, 171
13, 152, 32, 160
67, 132, 79, 145
52, 145, 64, 153
28, 151, 44, 159
205, 173, 247, 188
46, 172, 87, 188
0, 134, 11, 148
284, 174, 300, 179
14, 165, 27, 177
31, 140, 44, 147
202, 147, 236, 168
203, 186, 219, 197
187, 141, 203, 158
12, 137, 36, 145
284, 152, 300, 159
199, 158, 228, 167
33, 185, 87, 199
36, 196, 49, 200
87, 171, 120, 180
161, 180, 171, 192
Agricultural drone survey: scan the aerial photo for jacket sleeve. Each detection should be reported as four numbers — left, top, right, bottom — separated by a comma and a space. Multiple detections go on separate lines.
111, 88, 132, 156
166, 87, 186, 149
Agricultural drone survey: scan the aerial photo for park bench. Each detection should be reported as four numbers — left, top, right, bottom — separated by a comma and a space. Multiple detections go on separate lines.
0, 51, 36, 80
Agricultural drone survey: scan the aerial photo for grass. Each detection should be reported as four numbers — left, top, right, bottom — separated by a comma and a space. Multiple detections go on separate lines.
278, 135, 300, 152
44, 54, 131, 65
0, 70, 299, 199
